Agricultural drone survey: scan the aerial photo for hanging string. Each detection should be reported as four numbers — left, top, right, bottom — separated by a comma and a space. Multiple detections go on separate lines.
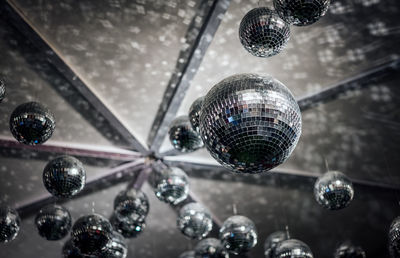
232, 203, 238, 215
324, 157, 330, 172
275, 172, 289, 233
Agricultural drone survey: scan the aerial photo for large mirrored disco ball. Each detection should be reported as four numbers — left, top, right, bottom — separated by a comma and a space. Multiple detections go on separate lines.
177, 202, 213, 239
9, 101, 56, 145
114, 188, 149, 223
0, 206, 20, 243
239, 8, 290, 58
314, 171, 354, 210
154, 167, 189, 205
180, 250, 196, 258
200, 74, 302, 174
169, 116, 204, 153
110, 213, 146, 238
219, 215, 258, 254
389, 217, 400, 257
264, 231, 288, 258
274, 0, 330, 26
274, 239, 314, 258
35, 204, 72, 241
189, 96, 204, 132
71, 214, 113, 255
334, 243, 366, 258
98, 231, 128, 258
0, 79, 5, 103
195, 238, 229, 258
43, 155, 86, 199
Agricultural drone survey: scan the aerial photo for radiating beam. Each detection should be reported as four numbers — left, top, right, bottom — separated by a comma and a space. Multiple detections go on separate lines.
147, 0, 231, 153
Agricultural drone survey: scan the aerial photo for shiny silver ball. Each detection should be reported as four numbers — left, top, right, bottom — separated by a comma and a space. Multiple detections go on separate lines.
189, 97, 204, 132
274, 0, 330, 26
9, 102, 56, 145
239, 8, 290, 58
177, 202, 213, 239
154, 167, 189, 205
219, 215, 257, 254
200, 74, 302, 174
180, 251, 196, 258
71, 214, 113, 255
35, 204, 72, 241
389, 217, 400, 257
0, 206, 20, 243
98, 231, 128, 258
43, 155, 86, 199
114, 188, 149, 223
314, 171, 354, 210
0, 79, 5, 103
110, 213, 146, 238
169, 116, 204, 153
195, 238, 229, 258
334, 243, 366, 258
274, 239, 314, 258
264, 231, 288, 258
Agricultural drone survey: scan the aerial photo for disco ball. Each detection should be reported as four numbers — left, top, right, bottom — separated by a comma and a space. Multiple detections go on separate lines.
274, 239, 314, 258
114, 188, 149, 223
98, 231, 128, 258
9, 101, 56, 145
314, 171, 354, 210
180, 250, 196, 258
199, 74, 302, 174
177, 202, 213, 239
274, 0, 330, 26
63, 239, 88, 258
189, 96, 204, 132
389, 217, 400, 257
154, 167, 189, 205
71, 214, 113, 255
219, 215, 258, 254
169, 116, 204, 153
264, 231, 288, 258
334, 243, 366, 258
110, 213, 146, 238
35, 204, 72, 241
195, 238, 229, 258
0, 79, 5, 103
0, 206, 20, 243
43, 155, 86, 199
239, 8, 290, 58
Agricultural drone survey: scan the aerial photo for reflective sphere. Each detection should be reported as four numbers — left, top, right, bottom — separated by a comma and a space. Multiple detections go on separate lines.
264, 231, 288, 258
114, 189, 149, 222
43, 155, 86, 198
98, 231, 128, 258
0, 206, 20, 243
63, 239, 88, 258
274, 0, 330, 26
200, 74, 302, 174
334, 243, 366, 258
0, 79, 5, 102
154, 167, 189, 205
314, 171, 354, 210
71, 214, 113, 255
180, 251, 196, 258
274, 239, 314, 258
169, 116, 204, 153
189, 97, 204, 132
9, 101, 55, 145
110, 213, 146, 238
219, 215, 257, 254
35, 204, 72, 240
389, 217, 400, 257
177, 202, 213, 239
239, 8, 290, 58
195, 238, 229, 258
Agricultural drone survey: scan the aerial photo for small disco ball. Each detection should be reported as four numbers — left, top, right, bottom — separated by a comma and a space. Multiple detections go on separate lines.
0, 206, 20, 243
195, 238, 229, 258
154, 167, 189, 205
169, 116, 204, 153
114, 188, 149, 223
35, 204, 72, 240
71, 214, 113, 255
264, 231, 288, 258
43, 155, 86, 199
219, 215, 257, 254
334, 243, 366, 258
9, 101, 56, 145
0, 79, 5, 103
179, 251, 196, 258
274, 239, 314, 258
314, 171, 354, 210
389, 217, 400, 257
199, 74, 302, 174
177, 202, 213, 239
110, 213, 146, 238
274, 0, 330, 26
189, 96, 204, 132
98, 231, 128, 258
239, 8, 290, 58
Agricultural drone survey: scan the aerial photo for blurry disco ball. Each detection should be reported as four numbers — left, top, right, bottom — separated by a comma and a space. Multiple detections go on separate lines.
195, 238, 229, 258
154, 167, 189, 205
274, 239, 314, 258
0, 206, 20, 243
264, 231, 289, 258
0, 79, 5, 102
239, 8, 290, 58
180, 250, 196, 258
177, 202, 213, 239
63, 238, 87, 258
43, 155, 86, 199
71, 214, 113, 255
219, 215, 257, 254
199, 74, 302, 174
389, 217, 400, 257
9, 101, 56, 145
274, 0, 330, 26
35, 204, 72, 241
169, 116, 204, 153
189, 96, 204, 132
334, 243, 366, 258
98, 231, 128, 258
114, 188, 149, 223
314, 171, 354, 210
110, 213, 146, 238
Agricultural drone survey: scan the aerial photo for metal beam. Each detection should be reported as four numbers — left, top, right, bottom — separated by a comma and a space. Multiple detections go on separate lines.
147, 0, 231, 153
